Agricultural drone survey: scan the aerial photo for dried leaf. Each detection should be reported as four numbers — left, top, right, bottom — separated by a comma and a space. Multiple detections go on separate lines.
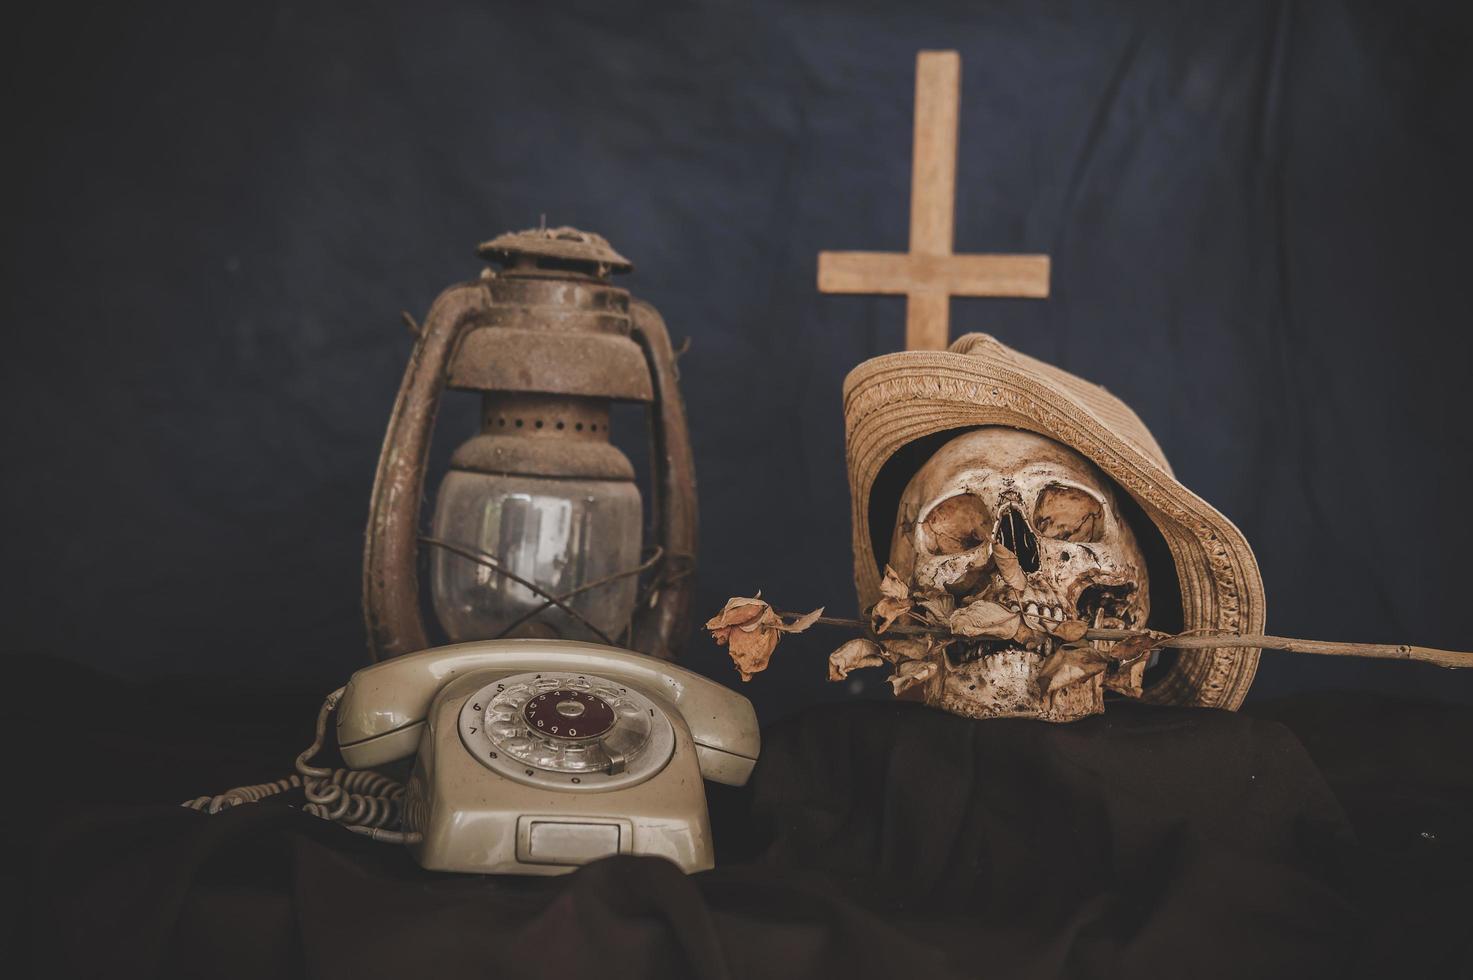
777, 606, 824, 634
915, 590, 956, 626
1049, 619, 1089, 643
871, 596, 913, 635
828, 638, 886, 681
1103, 633, 1157, 664
870, 568, 915, 635
1037, 643, 1109, 695
878, 565, 910, 601
1013, 622, 1044, 646
1104, 655, 1148, 698
948, 600, 1022, 640
992, 544, 1027, 593
886, 659, 938, 696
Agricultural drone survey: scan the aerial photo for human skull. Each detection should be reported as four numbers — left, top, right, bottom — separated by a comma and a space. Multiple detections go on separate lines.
885, 427, 1149, 722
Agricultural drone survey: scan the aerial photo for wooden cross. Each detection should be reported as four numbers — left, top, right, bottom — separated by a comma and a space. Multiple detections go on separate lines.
818, 50, 1051, 351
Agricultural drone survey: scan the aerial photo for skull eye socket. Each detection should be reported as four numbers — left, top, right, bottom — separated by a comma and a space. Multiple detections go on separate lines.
917, 493, 992, 555
1033, 484, 1104, 543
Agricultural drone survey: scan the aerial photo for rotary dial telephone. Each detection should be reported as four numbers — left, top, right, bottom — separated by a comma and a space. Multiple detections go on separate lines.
188, 639, 760, 875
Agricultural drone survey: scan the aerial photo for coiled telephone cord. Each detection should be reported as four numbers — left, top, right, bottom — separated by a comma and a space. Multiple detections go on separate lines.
182, 688, 420, 844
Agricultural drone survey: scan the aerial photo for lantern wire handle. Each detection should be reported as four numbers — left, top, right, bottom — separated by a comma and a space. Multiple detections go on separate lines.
492, 546, 665, 641
419, 536, 619, 644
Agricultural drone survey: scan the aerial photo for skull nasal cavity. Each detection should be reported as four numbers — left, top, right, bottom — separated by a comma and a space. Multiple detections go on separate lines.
997, 507, 1040, 573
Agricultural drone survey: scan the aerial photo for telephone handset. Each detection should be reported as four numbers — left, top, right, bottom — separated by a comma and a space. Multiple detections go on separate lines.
339, 638, 759, 875
189, 639, 759, 876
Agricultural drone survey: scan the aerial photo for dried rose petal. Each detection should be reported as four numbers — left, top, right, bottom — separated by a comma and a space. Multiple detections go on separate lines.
871, 596, 912, 635
1037, 643, 1109, 695
727, 627, 781, 682
878, 565, 910, 601
1049, 619, 1089, 643
992, 544, 1027, 592
828, 638, 886, 681
948, 600, 1021, 640
887, 658, 938, 696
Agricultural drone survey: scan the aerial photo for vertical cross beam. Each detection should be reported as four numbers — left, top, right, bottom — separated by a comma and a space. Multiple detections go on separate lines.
817, 51, 1051, 351
906, 50, 961, 350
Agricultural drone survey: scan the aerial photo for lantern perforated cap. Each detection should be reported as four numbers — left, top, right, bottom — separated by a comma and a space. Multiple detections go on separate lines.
478, 226, 633, 274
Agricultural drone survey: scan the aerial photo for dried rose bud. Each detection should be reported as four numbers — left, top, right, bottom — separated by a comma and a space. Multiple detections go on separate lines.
706, 595, 823, 681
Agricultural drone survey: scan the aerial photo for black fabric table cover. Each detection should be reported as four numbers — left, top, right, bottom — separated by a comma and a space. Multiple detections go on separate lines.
10, 660, 1471, 979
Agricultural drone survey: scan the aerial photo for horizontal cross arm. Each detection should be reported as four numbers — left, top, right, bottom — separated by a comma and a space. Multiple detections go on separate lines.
818, 251, 1050, 298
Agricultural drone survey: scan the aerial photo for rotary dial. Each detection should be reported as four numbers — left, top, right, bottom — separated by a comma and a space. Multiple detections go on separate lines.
458, 671, 675, 791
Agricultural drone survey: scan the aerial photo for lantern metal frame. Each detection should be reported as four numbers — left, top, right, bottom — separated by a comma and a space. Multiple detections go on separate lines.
363, 228, 697, 662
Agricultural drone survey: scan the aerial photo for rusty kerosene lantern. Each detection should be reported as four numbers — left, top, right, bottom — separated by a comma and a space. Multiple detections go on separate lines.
363, 227, 696, 662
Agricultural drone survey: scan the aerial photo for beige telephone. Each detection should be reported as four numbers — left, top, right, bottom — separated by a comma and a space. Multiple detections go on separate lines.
188, 639, 760, 876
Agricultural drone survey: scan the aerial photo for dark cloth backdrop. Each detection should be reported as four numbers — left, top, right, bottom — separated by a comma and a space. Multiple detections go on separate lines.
3, 0, 1471, 714
5, 2, 1473, 978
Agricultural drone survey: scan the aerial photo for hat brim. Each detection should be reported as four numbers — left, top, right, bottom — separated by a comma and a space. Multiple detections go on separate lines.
844, 334, 1263, 710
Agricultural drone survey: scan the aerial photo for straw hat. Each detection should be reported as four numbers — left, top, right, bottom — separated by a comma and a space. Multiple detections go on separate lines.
844, 333, 1263, 709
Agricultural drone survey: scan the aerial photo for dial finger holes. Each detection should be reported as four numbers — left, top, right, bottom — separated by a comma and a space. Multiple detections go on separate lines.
918, 493, 992, 555
1033, 484, 1104, 542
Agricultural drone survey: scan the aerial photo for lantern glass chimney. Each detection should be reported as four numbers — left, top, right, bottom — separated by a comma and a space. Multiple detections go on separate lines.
430, 468, 641, 642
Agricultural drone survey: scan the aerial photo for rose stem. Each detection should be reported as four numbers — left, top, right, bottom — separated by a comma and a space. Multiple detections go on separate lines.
778, 612, 1472, 670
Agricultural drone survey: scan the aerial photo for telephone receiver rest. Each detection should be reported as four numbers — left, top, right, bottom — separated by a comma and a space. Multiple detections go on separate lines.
336, 639, 759, 786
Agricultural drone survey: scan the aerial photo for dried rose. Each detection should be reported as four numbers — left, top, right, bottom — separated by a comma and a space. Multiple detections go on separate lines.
706, 595, 823, 681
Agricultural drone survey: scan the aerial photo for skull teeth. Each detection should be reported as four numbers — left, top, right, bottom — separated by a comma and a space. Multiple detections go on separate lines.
1018, 602, 1066, 622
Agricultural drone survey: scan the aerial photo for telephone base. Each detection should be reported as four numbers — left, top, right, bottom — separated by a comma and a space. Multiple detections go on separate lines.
403, 669, 716, 875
